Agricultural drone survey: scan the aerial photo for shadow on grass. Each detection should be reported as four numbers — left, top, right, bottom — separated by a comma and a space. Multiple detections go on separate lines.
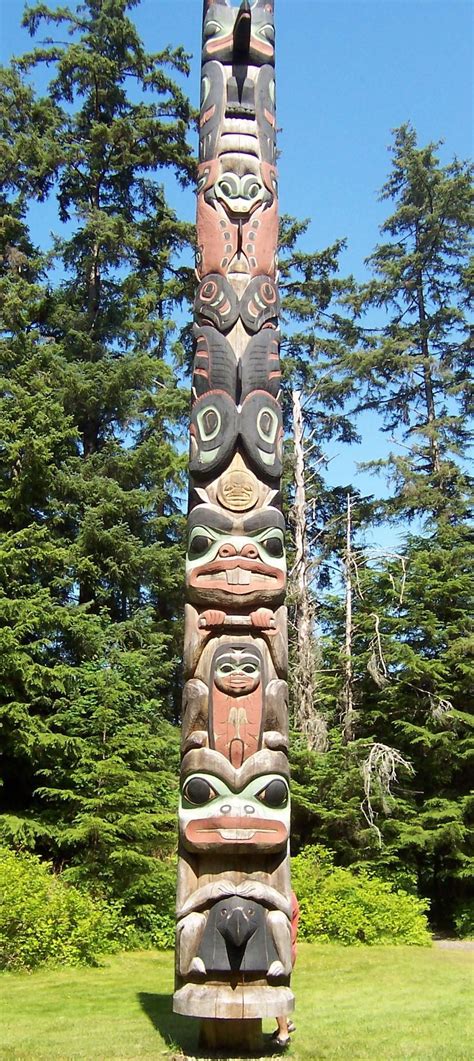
138, 993, 282, 1058
138, 993, 198, 1056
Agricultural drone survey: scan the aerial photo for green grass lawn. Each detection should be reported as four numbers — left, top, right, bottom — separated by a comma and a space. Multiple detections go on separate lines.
1, 944, 473, 1060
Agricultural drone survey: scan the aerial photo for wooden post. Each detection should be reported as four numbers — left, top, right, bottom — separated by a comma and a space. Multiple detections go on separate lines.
173, 0, 294, 1048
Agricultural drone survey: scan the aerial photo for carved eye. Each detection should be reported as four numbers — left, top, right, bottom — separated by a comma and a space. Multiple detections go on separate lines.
242, 177, 261, 200
197, 169, 210, 194
257, 779, 288, 808
201, 280, 218, 300
183, 777, 216, 805
261, 534, 284, 559
262, 281, 276, 303
188, 533, 213, 560
247, 908, 255, 917
260, 23, 275, 42
242, 663, 258, 674
218, 174, 239, 199
219, 662, 234, 674
204, 19, 221, 37
257, 407, 278, 442
201, 75, 210, 106
197, 405, 221, 441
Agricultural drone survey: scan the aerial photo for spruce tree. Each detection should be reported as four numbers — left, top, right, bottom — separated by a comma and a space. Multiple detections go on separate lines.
281, 132, 473, 932
307, 127, 474, 928
0, 0, 195, 914
351, 123, 472, 522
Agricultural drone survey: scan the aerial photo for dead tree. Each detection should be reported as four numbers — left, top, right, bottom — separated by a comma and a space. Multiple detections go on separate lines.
290, 389, 328, 750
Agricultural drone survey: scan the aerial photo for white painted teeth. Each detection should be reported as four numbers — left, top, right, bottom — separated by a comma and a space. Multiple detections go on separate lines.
219, 829, 255, 841
225, 568, 251, 585
200, 569, 277, 585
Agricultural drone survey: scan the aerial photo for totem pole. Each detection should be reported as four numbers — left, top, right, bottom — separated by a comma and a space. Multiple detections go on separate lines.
174, 0, 294, 1046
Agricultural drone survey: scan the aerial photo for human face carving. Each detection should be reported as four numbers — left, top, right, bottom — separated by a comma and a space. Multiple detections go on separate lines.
214, 648, 261, 696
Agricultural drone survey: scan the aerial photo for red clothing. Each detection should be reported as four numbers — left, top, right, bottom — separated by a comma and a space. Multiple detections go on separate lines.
290, 890, 300, 968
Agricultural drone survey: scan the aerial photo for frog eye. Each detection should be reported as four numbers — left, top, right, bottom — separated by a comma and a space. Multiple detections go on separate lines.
261, 534, 284, 559
256, 779, 288, 808
188, 532, 214, 560
183, 777, 217, 806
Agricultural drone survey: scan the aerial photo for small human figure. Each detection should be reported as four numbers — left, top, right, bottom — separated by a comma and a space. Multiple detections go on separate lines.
272, 890, 299, 1047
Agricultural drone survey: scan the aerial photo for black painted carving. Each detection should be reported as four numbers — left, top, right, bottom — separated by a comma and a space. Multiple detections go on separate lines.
198, 896, 279, 973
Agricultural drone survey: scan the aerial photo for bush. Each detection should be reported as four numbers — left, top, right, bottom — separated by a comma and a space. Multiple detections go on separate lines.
291, 845, 431, 946
0, 847, 131, 971
453, 900, 474, 939
122, 858, 176, 950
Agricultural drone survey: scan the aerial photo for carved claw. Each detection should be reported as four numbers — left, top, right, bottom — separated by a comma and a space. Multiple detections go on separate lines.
188, 956, 206, 978
267, 960, 285, 980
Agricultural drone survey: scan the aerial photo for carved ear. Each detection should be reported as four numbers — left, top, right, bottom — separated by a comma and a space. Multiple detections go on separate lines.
204, 0, 228, 10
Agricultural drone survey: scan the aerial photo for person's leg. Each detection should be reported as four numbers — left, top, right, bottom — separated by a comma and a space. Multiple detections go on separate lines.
272, 1016, 290, 1045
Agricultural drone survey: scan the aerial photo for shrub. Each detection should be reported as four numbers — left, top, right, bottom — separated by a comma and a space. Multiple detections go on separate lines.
0, 847, 130, 971
122, 858, 176, 950
291, 845, 431, 946
453, 900, 474, 939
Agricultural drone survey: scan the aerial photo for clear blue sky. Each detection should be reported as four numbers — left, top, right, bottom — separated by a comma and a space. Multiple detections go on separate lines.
1, 0, 472, 544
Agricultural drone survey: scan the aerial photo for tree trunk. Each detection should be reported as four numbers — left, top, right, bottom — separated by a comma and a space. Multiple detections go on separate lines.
415, 225, 441, 475
342, 492, 355, 742
291, 389, 327, 751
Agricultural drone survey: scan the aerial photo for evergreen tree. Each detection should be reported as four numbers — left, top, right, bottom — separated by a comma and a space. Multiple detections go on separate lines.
277, 217, 364, 738
298, 128, 474, 929
0, 0, 194, 912
351, 123, 472, 522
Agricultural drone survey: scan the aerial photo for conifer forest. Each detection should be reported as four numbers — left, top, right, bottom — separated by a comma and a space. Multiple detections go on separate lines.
1, 0, 472, 957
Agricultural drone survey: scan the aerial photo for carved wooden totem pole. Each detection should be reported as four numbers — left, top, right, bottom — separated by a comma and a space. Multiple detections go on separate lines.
174, 0, 294, 1046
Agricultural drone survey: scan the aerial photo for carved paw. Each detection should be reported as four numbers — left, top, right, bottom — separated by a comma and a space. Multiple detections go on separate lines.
188, 956, 206, 977
263, 730, 288, 751
198, 609, 226, 630
182, 731, 208, 754
250, 608, 276, 632
267, 960, 285, 980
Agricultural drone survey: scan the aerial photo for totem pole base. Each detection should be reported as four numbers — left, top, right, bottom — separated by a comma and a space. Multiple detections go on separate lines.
174, 983, 294, 1020
199, 1018, 263, 1054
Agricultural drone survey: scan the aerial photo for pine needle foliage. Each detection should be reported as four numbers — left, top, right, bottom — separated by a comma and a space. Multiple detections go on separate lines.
0, 0, 193, 915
